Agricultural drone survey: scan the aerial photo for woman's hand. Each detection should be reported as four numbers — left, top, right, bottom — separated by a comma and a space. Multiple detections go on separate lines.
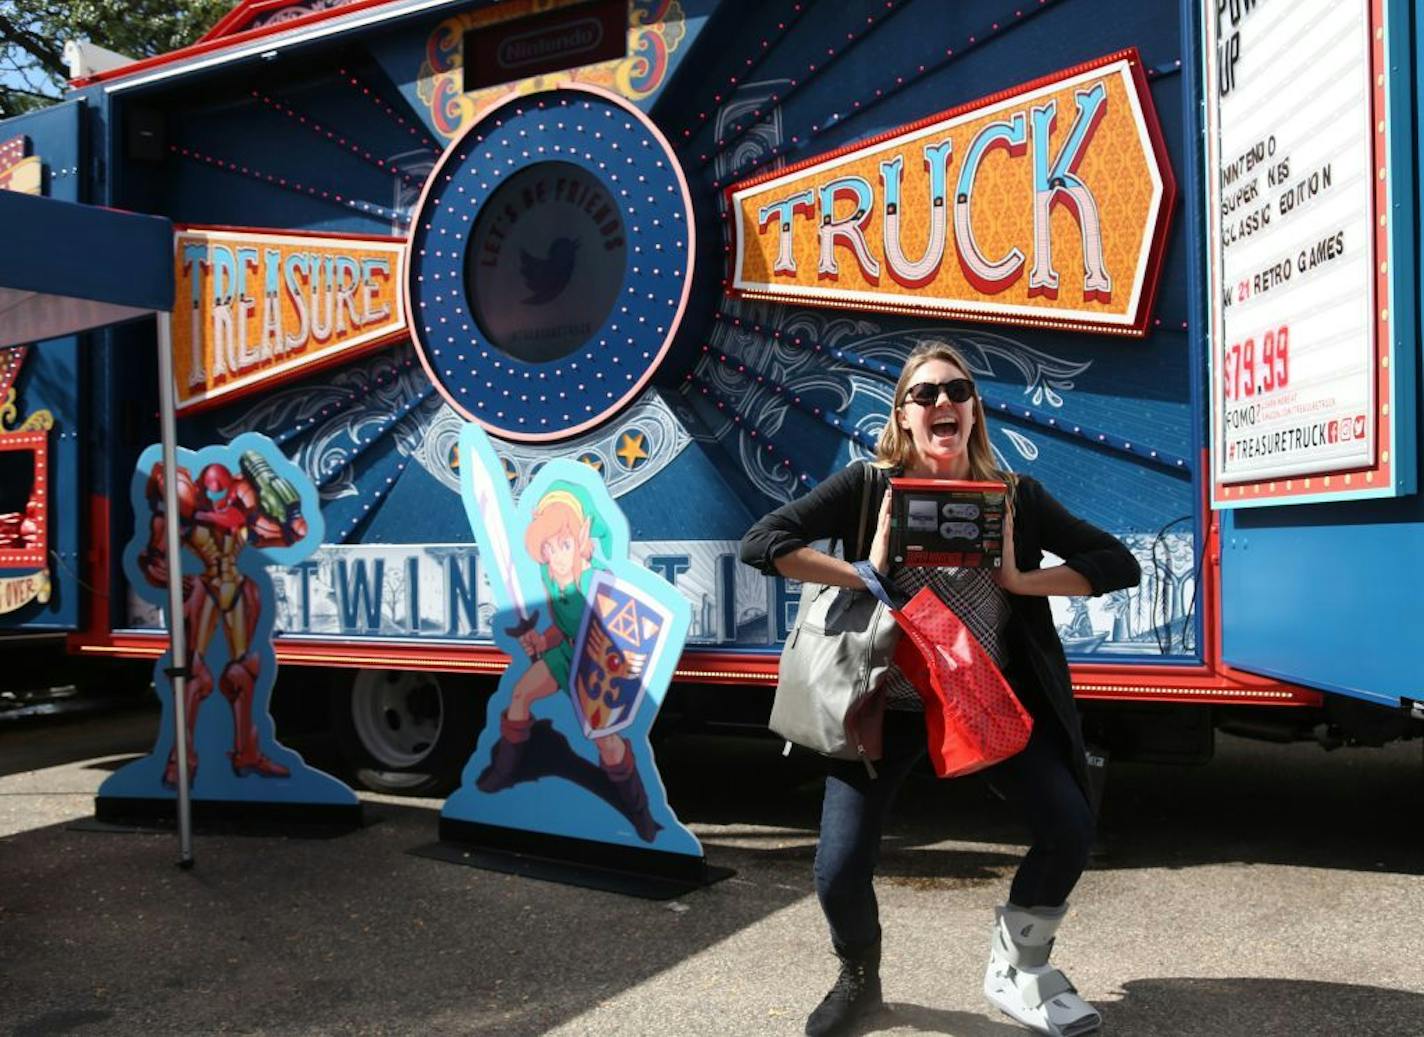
992, 504, 1094, 597
992, 503, 1024, 594
867, 488, 893, 575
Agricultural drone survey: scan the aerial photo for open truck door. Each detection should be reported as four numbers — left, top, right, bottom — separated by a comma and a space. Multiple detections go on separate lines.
1203, 1, 1421, 721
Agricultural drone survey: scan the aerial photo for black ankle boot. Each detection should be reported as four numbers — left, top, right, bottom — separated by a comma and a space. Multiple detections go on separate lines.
475, 735, 528, 793
805, 943, 883, 1037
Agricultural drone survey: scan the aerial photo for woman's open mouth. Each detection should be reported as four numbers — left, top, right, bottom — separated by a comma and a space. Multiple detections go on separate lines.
930, 417, 960, 439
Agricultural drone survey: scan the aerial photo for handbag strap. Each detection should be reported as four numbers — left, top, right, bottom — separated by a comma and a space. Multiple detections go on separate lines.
850, 466, 899, 610
854, 462, 874, 560
830, 461, 880, 561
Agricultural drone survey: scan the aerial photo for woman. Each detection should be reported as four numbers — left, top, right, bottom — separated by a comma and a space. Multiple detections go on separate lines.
739, 342, 1140, 1037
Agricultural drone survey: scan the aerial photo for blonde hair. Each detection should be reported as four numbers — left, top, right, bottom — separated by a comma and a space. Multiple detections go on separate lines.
875, 340, 1017, 497
525, 495, 592, 565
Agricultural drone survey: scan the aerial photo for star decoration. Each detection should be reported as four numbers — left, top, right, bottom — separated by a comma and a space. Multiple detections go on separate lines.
615, 432, 649, 469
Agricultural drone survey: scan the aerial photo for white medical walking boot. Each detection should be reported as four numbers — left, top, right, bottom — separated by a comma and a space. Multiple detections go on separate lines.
983, 903, 1101, 1036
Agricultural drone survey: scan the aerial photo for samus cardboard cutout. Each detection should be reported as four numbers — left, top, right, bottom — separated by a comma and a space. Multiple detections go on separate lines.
99, 433, 355, 809
443, 424, 698, 854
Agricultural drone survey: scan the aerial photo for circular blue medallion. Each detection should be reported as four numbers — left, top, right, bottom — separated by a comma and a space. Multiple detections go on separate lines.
406, 86, 694, 442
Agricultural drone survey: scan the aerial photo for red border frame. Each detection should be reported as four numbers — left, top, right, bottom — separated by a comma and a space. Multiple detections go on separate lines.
0, 430, 48, 570
890, 478, 1009, 492
1208, 1, 1395, 506
722, 49, 1178, 338
0, 344, 27, 404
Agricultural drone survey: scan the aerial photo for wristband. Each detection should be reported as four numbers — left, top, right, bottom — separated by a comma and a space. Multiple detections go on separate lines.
852, 561, 897, 610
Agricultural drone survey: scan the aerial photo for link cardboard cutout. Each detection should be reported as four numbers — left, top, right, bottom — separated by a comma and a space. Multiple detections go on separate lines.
443, 424, 698, 854
100, 433, 355, 808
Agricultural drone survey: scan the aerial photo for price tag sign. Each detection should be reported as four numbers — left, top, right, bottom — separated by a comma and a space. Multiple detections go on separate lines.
1204, 0, 1399, 505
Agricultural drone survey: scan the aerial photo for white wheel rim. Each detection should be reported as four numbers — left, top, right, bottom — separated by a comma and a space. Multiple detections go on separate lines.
349, 669, 444, 769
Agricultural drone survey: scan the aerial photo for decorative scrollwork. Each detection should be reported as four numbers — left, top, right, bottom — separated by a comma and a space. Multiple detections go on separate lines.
220, 350, 431, 500
849, 326, 1092, 408
0, 389, 16, 431
17, 409, 53, 432
713, 311, 1099, 503
999, 427, 1039, 462
410, 391, 691, 502
713, 79, 792, 187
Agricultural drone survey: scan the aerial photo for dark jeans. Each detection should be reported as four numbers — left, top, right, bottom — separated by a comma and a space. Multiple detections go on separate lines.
813, 711, 1095, 955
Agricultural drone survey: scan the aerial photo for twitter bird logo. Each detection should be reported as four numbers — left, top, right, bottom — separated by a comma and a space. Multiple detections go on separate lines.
519, 237, 580, 304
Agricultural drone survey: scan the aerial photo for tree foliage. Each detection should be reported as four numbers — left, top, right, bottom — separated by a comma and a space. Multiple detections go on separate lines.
1, 0, 233, 118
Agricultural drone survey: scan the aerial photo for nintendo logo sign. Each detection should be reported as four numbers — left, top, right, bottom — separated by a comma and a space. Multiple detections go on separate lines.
464, 0, 627, 92
499, 19, 604, 70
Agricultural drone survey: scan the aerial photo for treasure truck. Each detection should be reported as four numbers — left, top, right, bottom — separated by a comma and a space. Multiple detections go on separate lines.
0, 0, 1417, 790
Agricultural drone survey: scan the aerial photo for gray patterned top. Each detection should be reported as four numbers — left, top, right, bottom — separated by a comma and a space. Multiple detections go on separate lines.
881, 565, 1012, 711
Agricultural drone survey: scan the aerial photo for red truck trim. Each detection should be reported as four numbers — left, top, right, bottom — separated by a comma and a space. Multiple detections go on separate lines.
66, 459, 1322, 705
79, 493, 112, 643
68, 633, 785, 685
72, 0, 411, 88
66, 631, 1319, 704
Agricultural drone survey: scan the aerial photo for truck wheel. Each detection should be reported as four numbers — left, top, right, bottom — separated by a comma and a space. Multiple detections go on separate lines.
331, 669, 483, 796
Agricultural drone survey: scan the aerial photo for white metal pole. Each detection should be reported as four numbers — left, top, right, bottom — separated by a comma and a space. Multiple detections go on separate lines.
154, 312, 194, 867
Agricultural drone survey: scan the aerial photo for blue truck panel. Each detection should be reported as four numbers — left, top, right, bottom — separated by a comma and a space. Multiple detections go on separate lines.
0, 101, 87, 631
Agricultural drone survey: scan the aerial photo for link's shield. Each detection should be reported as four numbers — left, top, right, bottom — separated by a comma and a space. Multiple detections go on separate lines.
569, 569, 672, 740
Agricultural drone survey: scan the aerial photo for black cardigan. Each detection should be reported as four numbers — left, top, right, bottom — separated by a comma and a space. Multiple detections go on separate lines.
739, 462, 1141, 793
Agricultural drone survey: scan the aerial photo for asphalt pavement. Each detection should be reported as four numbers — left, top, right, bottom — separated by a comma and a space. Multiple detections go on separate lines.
2, 702, 1423, 1036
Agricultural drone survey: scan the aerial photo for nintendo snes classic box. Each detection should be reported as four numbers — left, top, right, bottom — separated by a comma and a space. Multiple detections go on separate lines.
889, 478, 1007, 568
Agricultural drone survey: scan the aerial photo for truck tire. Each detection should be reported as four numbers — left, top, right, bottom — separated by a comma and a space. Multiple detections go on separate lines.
330, 669, 484, 796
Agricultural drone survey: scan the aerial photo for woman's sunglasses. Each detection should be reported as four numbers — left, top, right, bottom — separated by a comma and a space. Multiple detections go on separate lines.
903, 378, 975, 406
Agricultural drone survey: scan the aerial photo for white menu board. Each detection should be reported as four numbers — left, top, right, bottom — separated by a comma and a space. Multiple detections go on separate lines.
1204, 0, 1376, 486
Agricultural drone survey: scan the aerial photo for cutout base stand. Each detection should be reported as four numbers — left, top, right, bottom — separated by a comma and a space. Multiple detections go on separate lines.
414, 818, 734, 900
86, 796, 364, 839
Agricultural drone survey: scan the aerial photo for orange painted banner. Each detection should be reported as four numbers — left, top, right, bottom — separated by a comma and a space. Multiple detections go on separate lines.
173, 228, 407, 414
727, 51, 1175, 336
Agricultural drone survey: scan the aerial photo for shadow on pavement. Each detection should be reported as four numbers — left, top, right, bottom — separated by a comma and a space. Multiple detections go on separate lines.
875, 1002, 1024, 1035
655, 730, 1424, 878
1098, 977, 1424, 1036
5, 712, 1422, 1034
0, 795, 810, 1036
0, 703, 156, 778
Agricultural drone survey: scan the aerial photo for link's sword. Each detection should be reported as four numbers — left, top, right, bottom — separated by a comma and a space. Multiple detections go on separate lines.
459, 438, 541, 657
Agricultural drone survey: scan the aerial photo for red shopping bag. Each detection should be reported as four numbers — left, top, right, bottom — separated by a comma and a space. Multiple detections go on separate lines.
891, 586, 1033, 778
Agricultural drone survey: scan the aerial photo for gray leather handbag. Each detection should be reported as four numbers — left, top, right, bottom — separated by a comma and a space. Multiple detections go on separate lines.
768, 463, 898, 772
